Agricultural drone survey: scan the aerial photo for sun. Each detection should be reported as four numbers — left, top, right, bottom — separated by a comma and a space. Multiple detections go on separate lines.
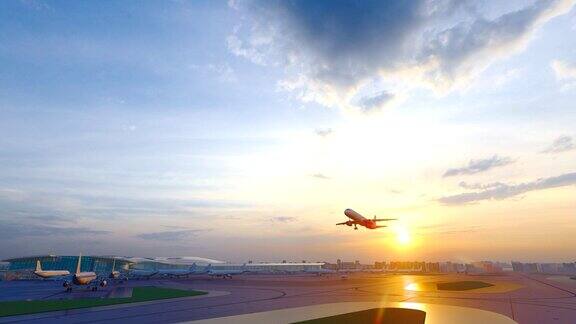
396, 228, 411, 245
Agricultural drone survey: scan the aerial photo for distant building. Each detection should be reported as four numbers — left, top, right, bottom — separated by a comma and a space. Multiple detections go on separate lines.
510, 262, 576, 274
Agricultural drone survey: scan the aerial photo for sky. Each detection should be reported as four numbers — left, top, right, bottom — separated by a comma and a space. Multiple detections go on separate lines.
0, 0, 575, 263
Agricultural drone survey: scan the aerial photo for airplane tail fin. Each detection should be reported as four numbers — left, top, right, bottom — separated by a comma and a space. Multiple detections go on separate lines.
76, 253, 82, 274
36, 260, 42, 272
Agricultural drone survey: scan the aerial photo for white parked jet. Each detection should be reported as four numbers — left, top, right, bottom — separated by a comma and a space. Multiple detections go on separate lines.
206, 264, 248, 279
336, 209, 396, 230
33, 260, 70, 279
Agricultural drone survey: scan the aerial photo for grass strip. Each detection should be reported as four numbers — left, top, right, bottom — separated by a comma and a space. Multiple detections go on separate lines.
0, 286, 207, 317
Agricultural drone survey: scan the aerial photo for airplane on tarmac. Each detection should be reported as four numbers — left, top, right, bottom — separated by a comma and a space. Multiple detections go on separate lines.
108, 258, 121, 279
336, 209, 396, 230
150, 263, 206, 278
61, 254, 108, 292
33, 260, 70, 279
129, 269, 158, 279
206, 264, 248, 279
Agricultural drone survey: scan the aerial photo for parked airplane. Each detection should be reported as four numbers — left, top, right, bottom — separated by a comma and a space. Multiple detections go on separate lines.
336, 208, 396, 230
206, 264, 248, 279
108, 258, 120, 279
33, 260, 70, 279
62, 254, 107, 291
129, 269, 158, 279
151, 263, 202, 278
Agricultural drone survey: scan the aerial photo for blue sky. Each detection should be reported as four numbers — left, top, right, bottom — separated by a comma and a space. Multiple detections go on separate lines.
1, 0, 575, 263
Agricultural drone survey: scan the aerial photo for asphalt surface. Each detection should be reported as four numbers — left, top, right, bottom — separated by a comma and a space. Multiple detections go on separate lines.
1, 272, 576, 323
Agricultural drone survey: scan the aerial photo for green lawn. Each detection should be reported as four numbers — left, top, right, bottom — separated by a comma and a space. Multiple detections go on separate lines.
0, 286, 207, 317
294, 308, 426, 324
436, 281, 494, 291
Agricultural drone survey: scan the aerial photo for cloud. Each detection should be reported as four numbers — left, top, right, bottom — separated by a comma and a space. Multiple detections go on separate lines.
439, 172, 576, 205
552, 60, 576, 80
443, 155, 514, 177
269, 216, 296, 223
542, 135, 575, 153
229, 0, 575, 109
0, 222, 109, 239
459, 181, 506, 190
419, 224, 482, 236
552, 60, 576, 90
136, 229, 205, 241
358, 91, 395, 112
315, 128, 333, 137
311, 173, 331, 180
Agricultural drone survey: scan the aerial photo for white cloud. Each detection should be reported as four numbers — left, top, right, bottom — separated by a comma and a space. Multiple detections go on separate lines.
542, 135, 576, 153
439, 172, 576, 205
229, 0, 575, 110
314, 128, 333, 137
552, 60, 576, 90
443, 155, 514, 177
552, 60, 576, 80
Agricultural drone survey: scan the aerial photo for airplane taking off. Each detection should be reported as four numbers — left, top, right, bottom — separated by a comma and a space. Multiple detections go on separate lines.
33, 260, 70, 279
337, 209, 396, 230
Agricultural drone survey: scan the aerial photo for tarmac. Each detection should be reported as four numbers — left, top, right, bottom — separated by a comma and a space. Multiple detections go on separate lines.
0, 272, 575, 323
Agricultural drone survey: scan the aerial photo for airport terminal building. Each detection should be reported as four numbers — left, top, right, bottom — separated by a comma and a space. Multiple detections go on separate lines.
1, 255, 324, 280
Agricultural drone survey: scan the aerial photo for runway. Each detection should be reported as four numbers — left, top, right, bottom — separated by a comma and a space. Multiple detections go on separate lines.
1, 272, 576, 323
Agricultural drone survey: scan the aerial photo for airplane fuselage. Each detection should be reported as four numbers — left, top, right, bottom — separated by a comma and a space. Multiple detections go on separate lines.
109, 271, 121, 279
73, 272, 97, 285
344, 209, 378, 229
34, 270, 70, 279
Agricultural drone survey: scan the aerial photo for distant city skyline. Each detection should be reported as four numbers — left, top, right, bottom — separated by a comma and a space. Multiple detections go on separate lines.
1, 0, 575, 263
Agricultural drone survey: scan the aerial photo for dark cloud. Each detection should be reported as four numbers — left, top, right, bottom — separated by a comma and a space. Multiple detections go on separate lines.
311, 173, 331, 180
439, 172, 576, 205
358, 91, 395, 112
136, 229, 205, 242
269, 216, 296, 223
315, 128, 333, 137
443, 155, 513, 177
542, 135, 575, 154
230, 0, 573, 108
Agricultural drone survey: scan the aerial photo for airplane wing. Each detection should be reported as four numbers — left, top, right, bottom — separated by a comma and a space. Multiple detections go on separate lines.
335, 222, 348, 225
375, 225, 388, 228
373, 218, 397, 222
